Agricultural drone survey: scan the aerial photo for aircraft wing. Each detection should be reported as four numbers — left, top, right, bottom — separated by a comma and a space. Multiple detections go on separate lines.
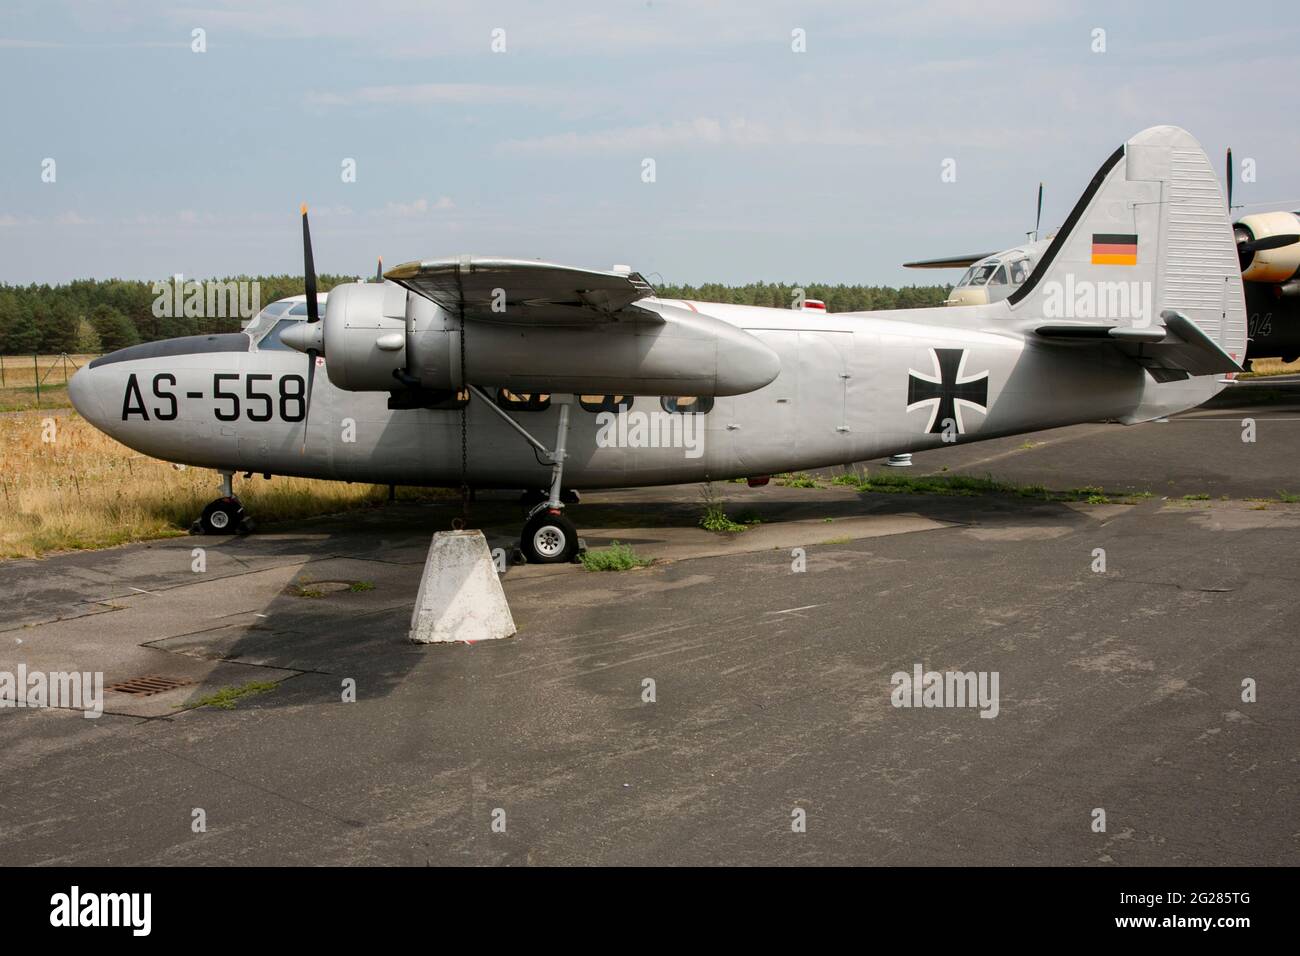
384, 257, 658, 323
1034, 310, 1244, 379
903, 253, 998, 269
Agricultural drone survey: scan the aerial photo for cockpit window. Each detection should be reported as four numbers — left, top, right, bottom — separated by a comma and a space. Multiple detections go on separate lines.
288, 298, 326, 316
987, 265, 1008, 286
242, 300, 293, 338
958, 262, 1001, 287
257, 318, 301, 351
1008, 258, 1031, 284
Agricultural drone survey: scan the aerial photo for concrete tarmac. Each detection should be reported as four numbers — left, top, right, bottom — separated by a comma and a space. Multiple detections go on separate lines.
1, 382, 1297, 865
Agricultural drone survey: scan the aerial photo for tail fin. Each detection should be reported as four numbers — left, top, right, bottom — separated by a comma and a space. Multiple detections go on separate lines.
1009, 126, 1247, 374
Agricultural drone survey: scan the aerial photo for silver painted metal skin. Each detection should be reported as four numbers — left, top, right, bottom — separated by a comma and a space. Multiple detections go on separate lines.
68, 127, 1247, 496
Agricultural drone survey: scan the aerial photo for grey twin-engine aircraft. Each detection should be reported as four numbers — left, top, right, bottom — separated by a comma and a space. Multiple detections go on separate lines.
69, 126, 1246, 564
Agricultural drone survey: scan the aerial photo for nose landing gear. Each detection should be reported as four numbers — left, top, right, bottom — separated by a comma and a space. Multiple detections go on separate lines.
199, 497, 245, 535
195, 470, 254, 535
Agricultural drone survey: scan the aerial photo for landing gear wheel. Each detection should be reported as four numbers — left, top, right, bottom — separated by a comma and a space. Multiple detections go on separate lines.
521, 509, 579, 564
199, 497, 245, 535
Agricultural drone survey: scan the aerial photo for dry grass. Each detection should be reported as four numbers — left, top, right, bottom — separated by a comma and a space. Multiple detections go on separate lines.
1241, 357, 1300, 378
0, 410, 449, 560
0, 353, 94, 411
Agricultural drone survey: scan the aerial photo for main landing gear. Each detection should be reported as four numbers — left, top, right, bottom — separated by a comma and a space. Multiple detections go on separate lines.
520, 507, 579, 564
195, 470, 254, 535
467, 387, 585, 565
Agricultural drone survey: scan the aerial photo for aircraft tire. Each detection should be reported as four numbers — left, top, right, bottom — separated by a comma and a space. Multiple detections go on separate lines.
521, 509, 578, 564
200, 497, 244, 535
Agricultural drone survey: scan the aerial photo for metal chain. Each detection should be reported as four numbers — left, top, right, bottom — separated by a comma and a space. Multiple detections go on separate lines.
459, 304, 470, 520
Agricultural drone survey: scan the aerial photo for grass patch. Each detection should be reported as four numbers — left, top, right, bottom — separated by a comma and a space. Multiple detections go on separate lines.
0, 384, 73, 413
775, 472, 821, 488
829, 469, 1142, 504
188, 680, 278, 711
580, 541, 653, 572
0, 409, 456, 560
700, 504, 752, 533
348, 580, 375, 592
1239, 357, 1300, 378
698, 482, 760, 533
1182, 493, 1210, 501
1278, 490, 1300, 503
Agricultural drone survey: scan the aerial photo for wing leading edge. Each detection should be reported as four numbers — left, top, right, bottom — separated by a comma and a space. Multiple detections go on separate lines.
384, 257, 659, 324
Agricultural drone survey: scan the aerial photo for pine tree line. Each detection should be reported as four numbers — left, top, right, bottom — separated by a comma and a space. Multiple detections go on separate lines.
0, 277, 952, 354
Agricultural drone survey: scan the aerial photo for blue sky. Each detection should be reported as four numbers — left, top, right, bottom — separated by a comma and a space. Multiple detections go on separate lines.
2, 0, 1298, 286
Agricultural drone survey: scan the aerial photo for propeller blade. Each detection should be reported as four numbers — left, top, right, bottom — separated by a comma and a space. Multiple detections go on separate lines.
1034, 182, 1043, 239
1226, 148, 1234, 211
300, 348, 318, 453
301, 203, 319, 323
376, 256, 383, 283
299, 203, 320, 451
1242, 233, 1300, 254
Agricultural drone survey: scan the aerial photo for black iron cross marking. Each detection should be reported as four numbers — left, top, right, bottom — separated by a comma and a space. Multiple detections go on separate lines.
907, 348, 989, 435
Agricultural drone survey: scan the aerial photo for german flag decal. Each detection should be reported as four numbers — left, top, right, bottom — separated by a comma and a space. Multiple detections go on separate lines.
1091, 233, 1138, 266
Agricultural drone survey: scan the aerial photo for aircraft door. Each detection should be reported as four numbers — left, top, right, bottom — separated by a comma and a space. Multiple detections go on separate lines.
795, 330, 854, 459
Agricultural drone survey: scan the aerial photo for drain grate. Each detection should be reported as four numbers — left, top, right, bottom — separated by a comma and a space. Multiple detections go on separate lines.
106, 675, 194, 697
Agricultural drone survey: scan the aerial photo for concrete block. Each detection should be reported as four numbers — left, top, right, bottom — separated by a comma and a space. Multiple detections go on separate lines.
409, 530, 517, 644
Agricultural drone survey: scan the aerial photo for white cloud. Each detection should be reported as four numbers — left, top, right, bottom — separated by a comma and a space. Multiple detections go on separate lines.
375, 196, 456, 218
54, 211, 94, 225
499, 116, 1040, 155
307, 83, 557, 110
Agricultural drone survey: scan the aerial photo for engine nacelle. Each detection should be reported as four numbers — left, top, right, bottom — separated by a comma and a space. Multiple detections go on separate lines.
321, 282, 408, 391
302, 287, 781, 397
404, 301, 780, 397
1238, 211, 1300, 283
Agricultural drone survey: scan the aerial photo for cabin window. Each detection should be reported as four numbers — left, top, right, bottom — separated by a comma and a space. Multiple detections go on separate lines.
434, 389, 470, 410
579, 395, 633, 413
1008, 258, 1031, 284
661, 396, 714, 414
986, 265, 1009, 286
496, 389, 551, 411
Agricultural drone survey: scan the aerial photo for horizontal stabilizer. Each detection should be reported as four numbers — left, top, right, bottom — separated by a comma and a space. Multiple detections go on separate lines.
385, 257, 657, 323
1034, 309, 1244, 378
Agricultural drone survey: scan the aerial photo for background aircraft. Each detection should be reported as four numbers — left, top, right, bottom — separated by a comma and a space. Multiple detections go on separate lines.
905, 158, 1300, 366
68, 126, 1246, 565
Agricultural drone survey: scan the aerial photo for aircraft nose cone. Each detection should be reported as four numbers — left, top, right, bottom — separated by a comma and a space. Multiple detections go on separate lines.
67, 365, 108, 428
